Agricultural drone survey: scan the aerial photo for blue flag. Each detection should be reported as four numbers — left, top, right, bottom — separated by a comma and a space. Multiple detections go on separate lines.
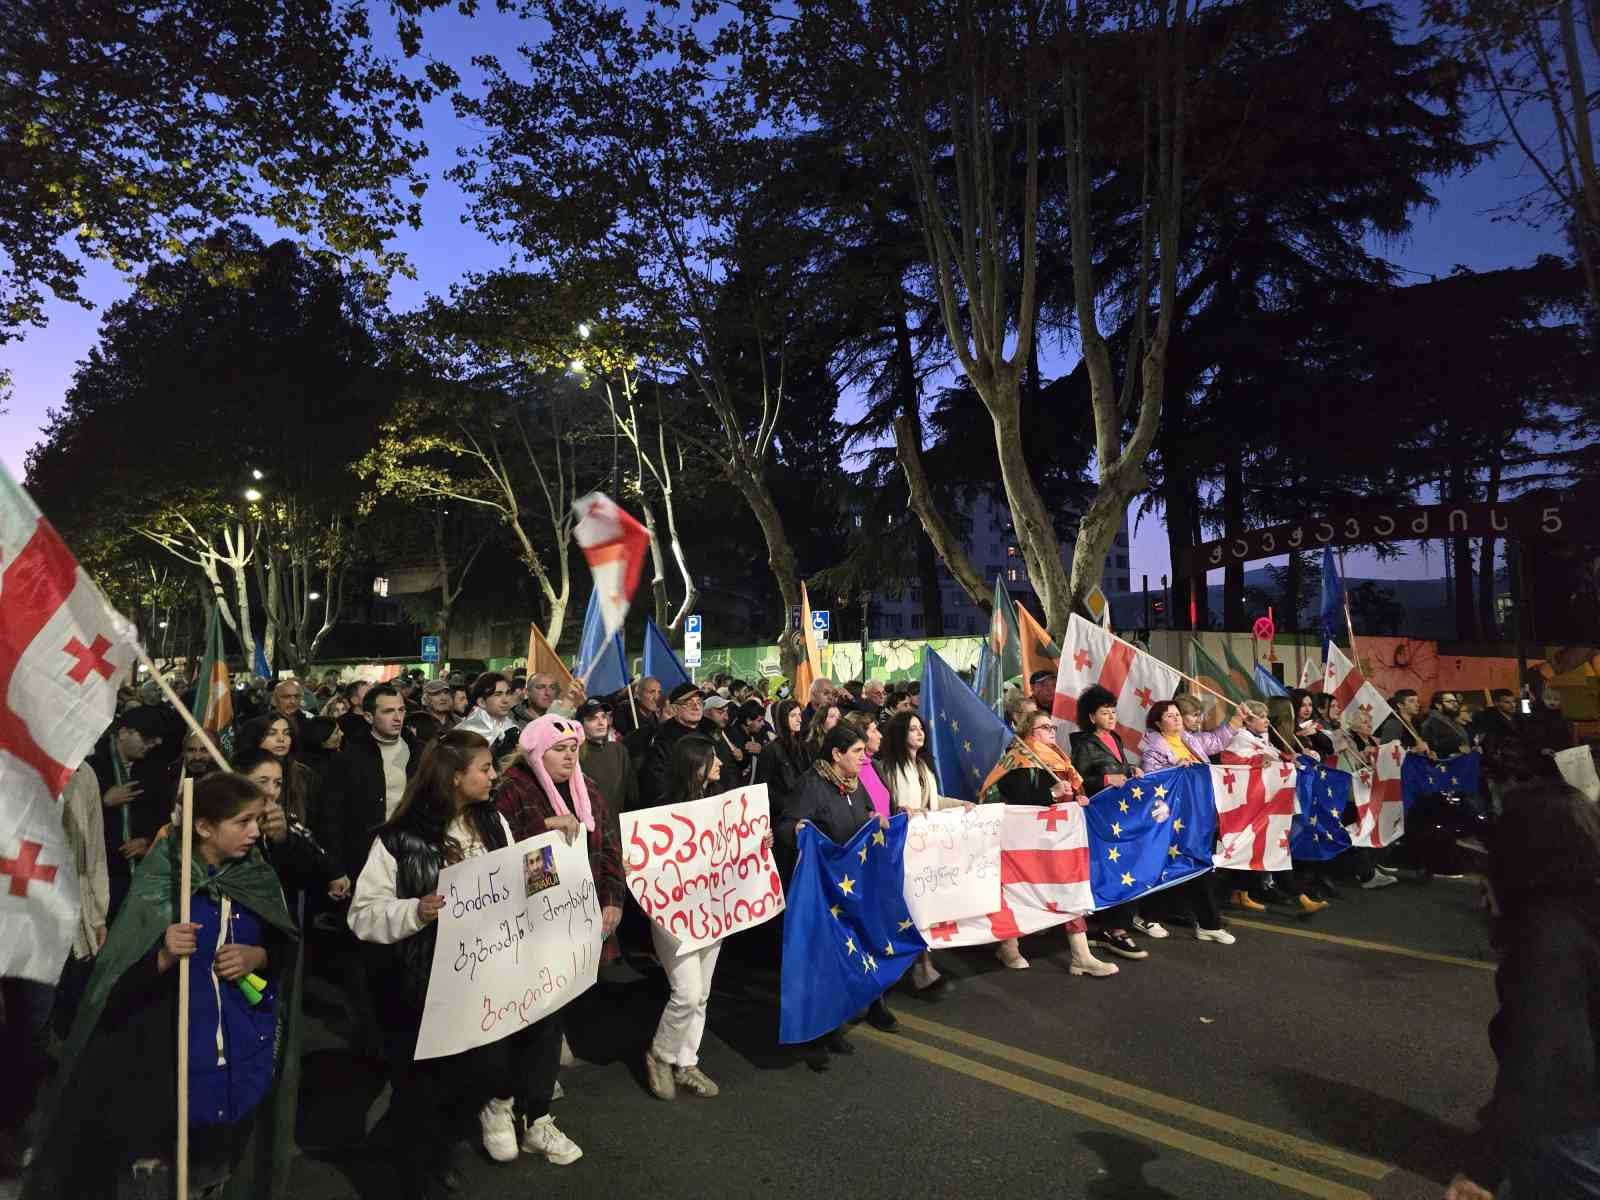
921, 648, 1014, 801
1253, 664, 1288, 698
1083, 767, 1216, 909
575, 590, 628, 696
779, 814, 926, 1043
1320, 546, 1342, 660
1401, 750, 1482, 810
642, 616, 691, 693
1290, 756, 1355, 862
253, 638, 270, 682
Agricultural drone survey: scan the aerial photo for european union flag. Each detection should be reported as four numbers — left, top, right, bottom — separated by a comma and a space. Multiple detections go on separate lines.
1291, 756, 1354, 862
921, 648, 1013, 801
1253, 664, 1289, 699
575, 590, 628, 695
1083, 767, 1215, 909
779, 814, 926, 1044
1401, 750, 1482, 810
1320, 546, 1342, 660
642, 615, 691, 692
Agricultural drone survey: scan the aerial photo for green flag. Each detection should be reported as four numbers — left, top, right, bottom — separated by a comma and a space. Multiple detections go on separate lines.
979, 577, 1024, 711
1191, 638, 1246, 703
1222, 638, 1264, 700
192, 601, 235, 732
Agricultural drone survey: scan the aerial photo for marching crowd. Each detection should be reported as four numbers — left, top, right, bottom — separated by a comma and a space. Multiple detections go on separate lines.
0, 659, 1592, 1199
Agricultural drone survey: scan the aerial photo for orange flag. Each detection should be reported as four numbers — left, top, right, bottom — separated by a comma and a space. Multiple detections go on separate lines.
794, 583, 823, 702
526, 623, 574, 688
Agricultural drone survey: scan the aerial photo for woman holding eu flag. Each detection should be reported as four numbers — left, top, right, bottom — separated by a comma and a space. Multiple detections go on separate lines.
778, 723, 897, 1063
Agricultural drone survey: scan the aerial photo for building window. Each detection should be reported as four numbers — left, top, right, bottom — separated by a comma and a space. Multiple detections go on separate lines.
853, 513, 863, 528
911, 613, 923, 632
1007, 545, 1017, 557
1007, 567, 1020, 583
372, 576, 389, 597
966, 616, 977, 634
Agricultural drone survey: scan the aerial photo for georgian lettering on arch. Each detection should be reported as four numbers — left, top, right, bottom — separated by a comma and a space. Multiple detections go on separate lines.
1315, 523, 1333, 543
1448, 509, 1468, 533
1411, 511, 1429, 534
1374, 515, 1395, 536
1287, 527, 1304, 547
1344, 517, 1361, 538
1490, 508, 1508, 532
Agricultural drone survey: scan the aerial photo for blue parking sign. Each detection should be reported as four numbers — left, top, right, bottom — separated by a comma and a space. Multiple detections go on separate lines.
420, 636, 441, 663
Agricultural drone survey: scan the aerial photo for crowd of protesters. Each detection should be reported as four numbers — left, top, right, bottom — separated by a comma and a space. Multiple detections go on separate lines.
0, 653, 1591, 1199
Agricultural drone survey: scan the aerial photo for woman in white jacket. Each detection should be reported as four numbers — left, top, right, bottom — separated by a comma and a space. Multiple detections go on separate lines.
879, 711, 963, 989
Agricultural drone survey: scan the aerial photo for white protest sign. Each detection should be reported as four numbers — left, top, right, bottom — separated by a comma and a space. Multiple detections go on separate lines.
1557, 745, 1600, 803
902, 804, 1004, 929
415, 831, 601, 1060
621, 783, 785, 954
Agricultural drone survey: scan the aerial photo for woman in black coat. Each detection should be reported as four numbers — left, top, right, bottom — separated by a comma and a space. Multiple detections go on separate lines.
1068, 685, 1147, 962
755, 700, 812, 820
775, 723, 897, 1062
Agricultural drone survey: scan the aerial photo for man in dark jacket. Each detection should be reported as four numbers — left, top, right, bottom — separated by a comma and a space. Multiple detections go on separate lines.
88, 706, 169, 918
1472, 689, 1521, 748
578, 700, 638, 819
328, 683, 420, 879
1421, 692, 1472, 759
637, 683, 705, 806
700, 695, 758, 787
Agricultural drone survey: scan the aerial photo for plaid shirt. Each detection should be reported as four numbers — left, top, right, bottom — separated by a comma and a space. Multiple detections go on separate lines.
494, 759, 626, 910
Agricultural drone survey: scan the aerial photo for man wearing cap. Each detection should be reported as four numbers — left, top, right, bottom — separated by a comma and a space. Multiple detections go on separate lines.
1029, 670, 1057, 716
577, 700, 637, 826
406, 678, 458, 743
638, 683, 706, 806
88, 707, 168, 918
700, 695, 760, 787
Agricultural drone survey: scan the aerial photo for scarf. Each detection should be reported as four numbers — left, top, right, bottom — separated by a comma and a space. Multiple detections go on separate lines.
813, 759, 857, 795
980, 734, 1083, 800
518, 714, 595, 832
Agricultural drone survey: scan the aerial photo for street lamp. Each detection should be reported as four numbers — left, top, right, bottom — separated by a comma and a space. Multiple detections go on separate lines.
578, 322, 592, 339
251, 469, 264, 481
243, 488, 262, 502
308, 592, 321, 602
569, 358, 586, 373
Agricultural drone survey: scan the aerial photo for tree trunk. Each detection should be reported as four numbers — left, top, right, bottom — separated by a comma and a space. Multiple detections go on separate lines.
1449, 463, 1476, 640
728, 466, 799, 666
892, 413, 990, 611
1283, 551, 1303, 633
892, 302, 946, 637
1223, 444, 1245, 630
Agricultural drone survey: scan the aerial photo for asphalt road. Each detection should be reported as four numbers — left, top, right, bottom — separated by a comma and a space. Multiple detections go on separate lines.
271, 871, 1497, 1200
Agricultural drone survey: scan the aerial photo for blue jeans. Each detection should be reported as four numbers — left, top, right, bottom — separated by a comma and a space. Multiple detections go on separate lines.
1500, 1126, 1600, 1198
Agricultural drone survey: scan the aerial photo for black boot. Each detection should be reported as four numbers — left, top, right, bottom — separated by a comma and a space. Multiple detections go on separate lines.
865, 997, 899, 1032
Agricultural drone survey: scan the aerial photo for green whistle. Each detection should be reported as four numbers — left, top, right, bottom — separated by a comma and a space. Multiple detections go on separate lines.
238, 972, 268, 1006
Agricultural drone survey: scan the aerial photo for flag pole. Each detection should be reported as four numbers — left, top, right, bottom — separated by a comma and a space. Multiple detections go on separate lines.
128, 641, 231, 775
176, 774, 194, 1200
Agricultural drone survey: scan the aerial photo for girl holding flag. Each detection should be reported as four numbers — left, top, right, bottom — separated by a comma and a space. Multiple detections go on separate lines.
27, 772, 300, 1200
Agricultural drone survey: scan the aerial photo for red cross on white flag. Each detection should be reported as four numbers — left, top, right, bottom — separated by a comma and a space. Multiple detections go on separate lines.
1323, 643, 1393, 735
1346, 740, 1407, 848
571, 492, 651, 642
1052, 615, 1183, 749
1210, 763, 1295, 873
0, 464, 135, 983
928, 804, 1093, 948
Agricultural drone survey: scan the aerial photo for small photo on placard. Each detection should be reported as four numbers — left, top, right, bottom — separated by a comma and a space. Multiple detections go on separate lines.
524, 845, 560, 897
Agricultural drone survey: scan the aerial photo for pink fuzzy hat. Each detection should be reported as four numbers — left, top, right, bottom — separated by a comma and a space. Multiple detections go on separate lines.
517, 714, 594, 832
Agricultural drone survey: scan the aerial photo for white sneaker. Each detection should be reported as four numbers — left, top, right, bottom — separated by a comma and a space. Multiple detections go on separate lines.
1132, 917, 1170, 939
1374, 864, 1398, 876
1195, 927, 1236, 945
1361, 872, 1398, 890
520, 1114, 583, 1166
479, 1097, 518, 1163
559, 1036, 575, 1067
910, 954, 942, 989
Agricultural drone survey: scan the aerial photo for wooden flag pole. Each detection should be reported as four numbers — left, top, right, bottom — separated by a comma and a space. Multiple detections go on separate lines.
176, 775, 194, 1200
1332, 556, 1429, 750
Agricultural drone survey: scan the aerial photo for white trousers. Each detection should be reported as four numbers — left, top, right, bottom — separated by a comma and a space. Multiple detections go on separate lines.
649, 923, 723, 1068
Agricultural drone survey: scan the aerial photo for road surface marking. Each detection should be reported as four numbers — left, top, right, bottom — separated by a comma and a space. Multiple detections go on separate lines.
892, 1011, 1392, 1181
1227, 918, 1495, 971
858, 1027, 1374, 1199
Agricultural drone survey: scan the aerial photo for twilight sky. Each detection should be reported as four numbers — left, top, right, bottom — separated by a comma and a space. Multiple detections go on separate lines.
0, 2, 1571, 593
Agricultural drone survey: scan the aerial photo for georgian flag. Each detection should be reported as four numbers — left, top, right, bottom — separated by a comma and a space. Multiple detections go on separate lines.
1210, 762, 1295, 873
1347, 741, 1407, 848
1323, 643, 1393, 734
0, 465, 136, 982
572, 492, 651, 641
923, 804, 1092, 948
1052, 614, 1183, 749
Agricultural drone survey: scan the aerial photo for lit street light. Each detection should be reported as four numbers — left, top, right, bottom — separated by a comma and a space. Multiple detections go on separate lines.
308, 592, 321, 601
243, 488, 262, 502
251, 469, 264, 480
578, 322, 591, 339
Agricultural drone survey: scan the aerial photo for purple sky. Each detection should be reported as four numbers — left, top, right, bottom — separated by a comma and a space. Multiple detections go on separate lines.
0, 3, 1571, 592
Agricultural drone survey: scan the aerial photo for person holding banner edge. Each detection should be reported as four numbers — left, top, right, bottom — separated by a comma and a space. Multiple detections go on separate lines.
640, 736, 776, 1102
349, 730, 584, 1198
1069, 686, 1149, 962
778, 723, 899, 1063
